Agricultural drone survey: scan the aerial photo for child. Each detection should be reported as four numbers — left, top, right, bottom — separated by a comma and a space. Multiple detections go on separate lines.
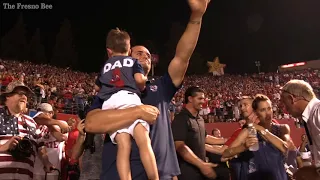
96, 28, 159, 180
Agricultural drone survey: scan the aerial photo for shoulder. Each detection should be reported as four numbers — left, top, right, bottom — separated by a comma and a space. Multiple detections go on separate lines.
280, 123, 290, 134
172, 112, 189, 126
174, 111, 189, 120
233, 128, 243, 135
23, 114, 37, 126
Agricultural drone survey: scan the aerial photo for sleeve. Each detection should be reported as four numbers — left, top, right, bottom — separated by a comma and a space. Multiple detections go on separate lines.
132, 60, 145, 75
32, 111, 43, 119
87, 96, 104, 112
171, 114, 189, 142
160, 72, 182, 102
95, 75, 102, 87
224, 129, 242, 146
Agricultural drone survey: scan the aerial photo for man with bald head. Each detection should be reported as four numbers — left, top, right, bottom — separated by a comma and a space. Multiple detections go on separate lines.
280, 79, 320, 180
85, 0, 211, 179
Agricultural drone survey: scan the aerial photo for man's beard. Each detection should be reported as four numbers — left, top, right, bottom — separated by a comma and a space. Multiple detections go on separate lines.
266, 114, 272, 121
16, 102, 26, 113
142, 65, 150, 76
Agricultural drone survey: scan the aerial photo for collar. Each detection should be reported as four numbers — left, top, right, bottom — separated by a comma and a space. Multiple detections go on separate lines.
302, 98, 320, 122
3, 106, 21, 117
181, 108, 199, 119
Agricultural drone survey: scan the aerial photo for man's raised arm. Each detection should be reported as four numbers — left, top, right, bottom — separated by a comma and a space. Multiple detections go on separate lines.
168, 0, 210, 87
85, 105, 159, 134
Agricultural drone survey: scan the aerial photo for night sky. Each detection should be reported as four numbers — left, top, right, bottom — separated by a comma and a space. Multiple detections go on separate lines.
1, 0, 320, 74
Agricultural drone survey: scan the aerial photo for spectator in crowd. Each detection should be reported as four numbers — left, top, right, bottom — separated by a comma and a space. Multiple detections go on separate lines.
171, 86, 218, 180
223, 94, 289, 180
212, 128, 221, 138
33, 103, 68, 180
280, 79, 320, 180
0, 81, 54, 180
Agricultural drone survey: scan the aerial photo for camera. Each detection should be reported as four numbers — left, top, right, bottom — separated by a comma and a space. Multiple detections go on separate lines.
9, 137, 33, 159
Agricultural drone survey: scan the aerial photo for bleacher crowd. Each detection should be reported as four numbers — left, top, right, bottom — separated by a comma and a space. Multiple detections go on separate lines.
0, 59, 97, 114
2, 58, 320, 123
171, 69, 320, 123
0, 58, 319, 180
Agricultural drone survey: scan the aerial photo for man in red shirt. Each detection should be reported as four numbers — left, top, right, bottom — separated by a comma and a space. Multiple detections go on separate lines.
65, 118, 79, 160
63, 118, 79, 180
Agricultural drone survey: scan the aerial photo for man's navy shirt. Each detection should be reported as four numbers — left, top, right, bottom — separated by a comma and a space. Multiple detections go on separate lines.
89, 72, 181, 180
96, 56, 144, 101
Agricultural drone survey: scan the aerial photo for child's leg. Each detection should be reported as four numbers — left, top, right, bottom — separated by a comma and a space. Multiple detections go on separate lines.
133, 123, 159, 180
115, 133, 132, 180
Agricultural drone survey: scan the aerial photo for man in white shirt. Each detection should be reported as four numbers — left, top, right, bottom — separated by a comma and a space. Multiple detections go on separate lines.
33, 103, 68, 180
280, 79, 320, 180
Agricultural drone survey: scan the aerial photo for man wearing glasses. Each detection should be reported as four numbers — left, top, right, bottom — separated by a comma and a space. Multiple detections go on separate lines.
0, 81, 54, 180
280, 79, 320, 180
33, 103, 69, 180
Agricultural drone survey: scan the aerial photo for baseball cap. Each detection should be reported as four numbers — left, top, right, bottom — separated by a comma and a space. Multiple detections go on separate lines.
38, 103, 53, 112
2, 81, 34, 96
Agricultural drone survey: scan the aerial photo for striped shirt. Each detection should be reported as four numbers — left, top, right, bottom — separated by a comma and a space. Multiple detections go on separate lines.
0, 107, 42, 180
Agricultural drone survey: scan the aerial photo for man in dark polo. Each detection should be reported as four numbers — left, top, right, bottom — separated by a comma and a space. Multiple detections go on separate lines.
85, 1, 212, 179
172, 86, 219, 180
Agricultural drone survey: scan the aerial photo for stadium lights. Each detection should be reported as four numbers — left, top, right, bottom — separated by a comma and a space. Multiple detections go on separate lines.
281, 62, 306, 68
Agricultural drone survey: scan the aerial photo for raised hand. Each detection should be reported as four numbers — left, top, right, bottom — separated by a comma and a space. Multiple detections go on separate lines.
188, 0, 211, 17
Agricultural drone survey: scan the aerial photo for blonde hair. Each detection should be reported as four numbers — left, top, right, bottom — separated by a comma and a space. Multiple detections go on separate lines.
281, 79, 315, 101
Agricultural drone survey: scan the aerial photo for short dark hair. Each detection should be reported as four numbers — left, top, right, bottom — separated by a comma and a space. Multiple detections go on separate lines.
252, 94, 270, 110
211, 128, 220, 135
184, 86, 204, 104
106, 28, 130, 53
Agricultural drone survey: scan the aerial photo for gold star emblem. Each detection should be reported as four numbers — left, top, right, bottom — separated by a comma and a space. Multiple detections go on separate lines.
207, 57, 226, 75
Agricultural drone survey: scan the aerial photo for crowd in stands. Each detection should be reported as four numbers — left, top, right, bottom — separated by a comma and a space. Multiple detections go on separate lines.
1, 59, 320, 123
0, 59, 98, 114
172, 69, 320, 123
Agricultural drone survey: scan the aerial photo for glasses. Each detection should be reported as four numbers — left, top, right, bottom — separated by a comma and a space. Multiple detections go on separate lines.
281, 89, 309, 102
44, 111, 54, 115
13, 91, 30, 98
